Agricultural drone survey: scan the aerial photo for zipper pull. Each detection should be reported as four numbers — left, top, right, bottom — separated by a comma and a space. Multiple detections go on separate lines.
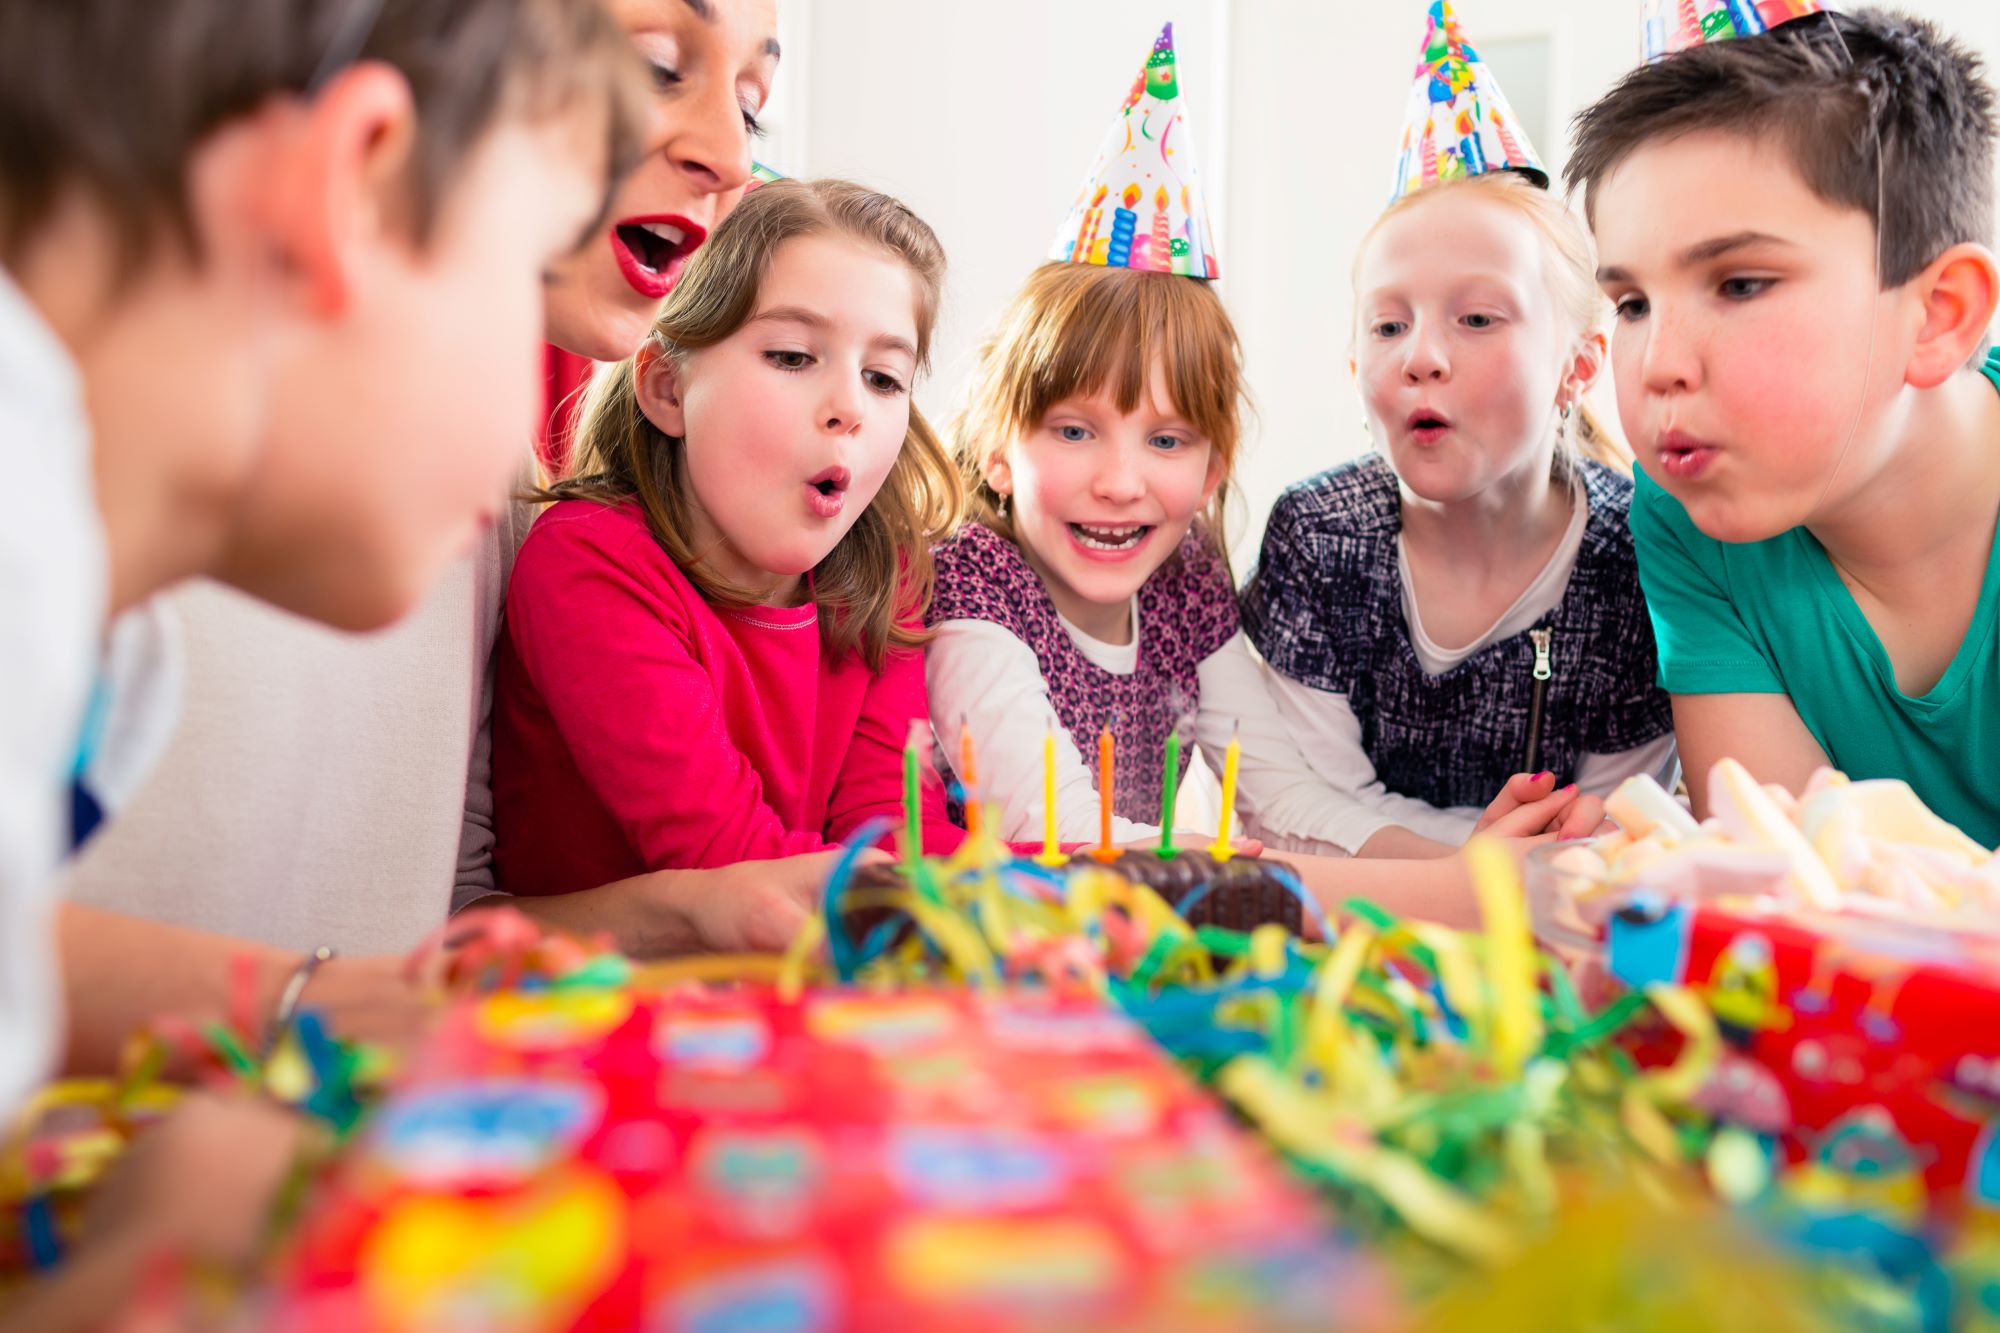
1530, 627, 1553, 682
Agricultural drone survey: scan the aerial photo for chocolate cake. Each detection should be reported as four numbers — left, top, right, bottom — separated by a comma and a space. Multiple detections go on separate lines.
839, 851, 1306, 938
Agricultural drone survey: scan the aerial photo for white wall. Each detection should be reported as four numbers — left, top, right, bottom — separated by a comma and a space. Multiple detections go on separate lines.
768, 0, 2000, 563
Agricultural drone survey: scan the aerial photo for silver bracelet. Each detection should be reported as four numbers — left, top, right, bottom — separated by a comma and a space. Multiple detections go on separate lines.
265, 945, 336, 1055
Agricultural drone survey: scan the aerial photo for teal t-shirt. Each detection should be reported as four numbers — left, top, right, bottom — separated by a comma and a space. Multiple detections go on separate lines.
1628, 349, 2000, 846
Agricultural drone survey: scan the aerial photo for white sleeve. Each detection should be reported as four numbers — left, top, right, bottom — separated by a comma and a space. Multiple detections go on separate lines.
1574, 733, 1680, 800
926, 619, 1155, 846
1200, 638, 1482, 853
452, 492, 535, 912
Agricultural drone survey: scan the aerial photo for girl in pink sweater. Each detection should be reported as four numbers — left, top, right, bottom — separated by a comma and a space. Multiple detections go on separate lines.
493, 180, 965, 897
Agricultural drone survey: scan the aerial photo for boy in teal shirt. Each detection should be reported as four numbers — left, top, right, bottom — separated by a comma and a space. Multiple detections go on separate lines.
1565, 10, 2000, 844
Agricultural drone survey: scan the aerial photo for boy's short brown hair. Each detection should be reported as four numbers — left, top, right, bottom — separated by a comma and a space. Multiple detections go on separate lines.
0, 0, 651, 274
1566, 8, 1996, 289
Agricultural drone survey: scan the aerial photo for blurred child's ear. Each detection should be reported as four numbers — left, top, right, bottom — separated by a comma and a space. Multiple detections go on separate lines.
1905, 242, 2000, 389
634, 343, 688, 437
260, 63, 418, 318
978, 438, 1012, 497
1563, 330, 1609, 408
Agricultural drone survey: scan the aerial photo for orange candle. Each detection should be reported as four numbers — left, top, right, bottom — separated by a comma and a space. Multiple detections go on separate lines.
958, 724, 981, 840
1093, 725, 1119, 863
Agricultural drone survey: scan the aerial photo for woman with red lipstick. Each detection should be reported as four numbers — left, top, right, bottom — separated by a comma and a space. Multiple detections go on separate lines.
66, 0, 825, 1033
1239, 165, 1672, 857
491, 180, 966, 893
539, 0, 780, 462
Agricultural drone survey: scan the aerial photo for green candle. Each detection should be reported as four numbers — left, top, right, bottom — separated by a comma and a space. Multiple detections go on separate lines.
903, 720, 924, 863
1158, 730, 1180, 859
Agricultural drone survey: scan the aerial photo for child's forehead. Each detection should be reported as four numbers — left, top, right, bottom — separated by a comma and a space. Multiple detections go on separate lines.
1592, 129, 1876, 271
1358, 191, 1545, 295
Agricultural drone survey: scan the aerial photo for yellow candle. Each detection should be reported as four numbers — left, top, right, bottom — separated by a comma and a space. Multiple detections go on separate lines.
1035, 727, 1067, 867
1210, 726, 1241, 861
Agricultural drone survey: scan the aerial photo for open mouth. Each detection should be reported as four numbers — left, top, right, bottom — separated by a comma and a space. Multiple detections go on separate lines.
806, 467, 851, 518
1406, 408, 1452, 442
610, 214, 707, 299
1068, 522, 1151, 552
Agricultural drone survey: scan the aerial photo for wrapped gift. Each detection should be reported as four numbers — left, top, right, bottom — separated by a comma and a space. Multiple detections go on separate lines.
1609, 898, 2000, 1216
271, 985, 1392, 1332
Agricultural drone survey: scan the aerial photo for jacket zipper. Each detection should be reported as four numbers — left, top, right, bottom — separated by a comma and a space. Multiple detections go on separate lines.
1522, 626, 1553, 776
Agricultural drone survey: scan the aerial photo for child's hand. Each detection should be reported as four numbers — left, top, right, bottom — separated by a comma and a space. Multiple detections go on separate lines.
1473, 772, 1606, 842
678, 849, 862, 954
83, 1093, 309, 1271
303, 955, 437, 1063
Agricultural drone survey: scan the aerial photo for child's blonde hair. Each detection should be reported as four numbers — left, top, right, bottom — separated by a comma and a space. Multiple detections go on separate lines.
951, 263, 1246, 564
548, 178, 964, 673
1356, 171, 1631, 473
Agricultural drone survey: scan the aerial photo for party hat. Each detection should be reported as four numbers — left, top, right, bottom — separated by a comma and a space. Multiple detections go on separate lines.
1642, 0, 1827, 65
746, 160, 784, 192
1391, 2, 1548, 202
1048, 22, 1220, 280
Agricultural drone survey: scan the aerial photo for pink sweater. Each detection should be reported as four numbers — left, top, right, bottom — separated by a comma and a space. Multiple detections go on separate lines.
492, 500, 962, 896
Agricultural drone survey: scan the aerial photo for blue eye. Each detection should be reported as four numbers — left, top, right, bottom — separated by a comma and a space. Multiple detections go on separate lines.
1373, 320, 1408, 339
1149, 434, 1185, 451
1056, 424, 1090, 443
1463, 312, 1497, 329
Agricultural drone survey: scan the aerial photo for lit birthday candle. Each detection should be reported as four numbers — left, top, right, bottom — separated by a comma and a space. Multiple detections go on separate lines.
1209, 723, 1241, 862
958, 722, 981, 842
1157, 728, 1181, 860
1035, 727, 1067, 868
1093, 725, 1118, 864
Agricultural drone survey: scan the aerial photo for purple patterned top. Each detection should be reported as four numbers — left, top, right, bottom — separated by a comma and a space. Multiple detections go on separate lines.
926, 522, 1239, 824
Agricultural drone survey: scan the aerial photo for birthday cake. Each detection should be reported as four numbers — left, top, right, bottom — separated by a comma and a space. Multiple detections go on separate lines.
850, 851, 1306, 938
